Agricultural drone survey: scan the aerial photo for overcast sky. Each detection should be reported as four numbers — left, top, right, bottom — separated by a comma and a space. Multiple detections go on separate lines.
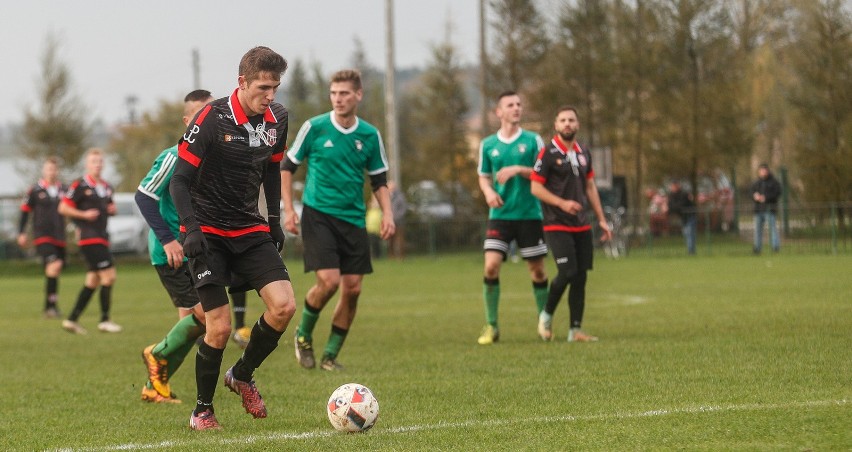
0, 1, 484, 126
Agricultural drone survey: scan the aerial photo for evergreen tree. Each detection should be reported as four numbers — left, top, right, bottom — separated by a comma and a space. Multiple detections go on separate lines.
17, 33, 91, 173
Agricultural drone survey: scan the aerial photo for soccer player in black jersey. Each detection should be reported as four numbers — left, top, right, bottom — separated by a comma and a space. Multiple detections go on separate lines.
17, 157, 67, 318
59, 148, 122, 335
531, 106, 611, 343
170, 46, 295, 431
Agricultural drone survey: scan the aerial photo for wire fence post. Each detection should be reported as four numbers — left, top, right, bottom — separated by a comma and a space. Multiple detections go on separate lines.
830, 203, 838, 255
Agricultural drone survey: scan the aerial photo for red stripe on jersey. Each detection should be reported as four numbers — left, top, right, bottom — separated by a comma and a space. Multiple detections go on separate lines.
178, 141, 201, 167
34, 237, 66, 247
195, 105, 212, 125
270, 152, 284, 163
229, 89, 249, 125
200, 224, 271, 237
544, 224, 592, 233
61, 198, 77, 208
530, 173, 546, 184
20, 204, 32, 212
587, 169, 595, 180
79, 237, 110, 246
264, 107, 277, 123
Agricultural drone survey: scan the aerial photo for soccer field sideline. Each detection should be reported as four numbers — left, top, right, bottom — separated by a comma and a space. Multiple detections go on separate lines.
55, 398, 849, 451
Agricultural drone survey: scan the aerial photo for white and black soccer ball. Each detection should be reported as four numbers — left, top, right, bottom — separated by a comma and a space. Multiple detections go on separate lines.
326, 383, 379, 432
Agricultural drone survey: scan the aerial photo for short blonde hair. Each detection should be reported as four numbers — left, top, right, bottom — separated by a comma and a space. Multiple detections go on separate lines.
330, 69, 362, 91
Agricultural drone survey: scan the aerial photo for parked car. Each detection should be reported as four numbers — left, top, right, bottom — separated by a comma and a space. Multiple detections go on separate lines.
107, 192, 149, 254
407, 180, 454, 220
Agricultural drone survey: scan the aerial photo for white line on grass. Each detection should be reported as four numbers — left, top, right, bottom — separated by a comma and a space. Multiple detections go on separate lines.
58, 399, 848, 451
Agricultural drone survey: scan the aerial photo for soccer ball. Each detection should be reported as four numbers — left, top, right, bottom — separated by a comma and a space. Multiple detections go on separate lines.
326, 383, 379, 432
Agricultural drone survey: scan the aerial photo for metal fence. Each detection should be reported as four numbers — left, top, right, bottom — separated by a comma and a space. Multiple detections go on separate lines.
4, 194, 850, 261
395, 202, 852, 259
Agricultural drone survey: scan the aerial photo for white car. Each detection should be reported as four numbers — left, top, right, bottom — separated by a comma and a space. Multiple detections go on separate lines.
107, 192, 149, 254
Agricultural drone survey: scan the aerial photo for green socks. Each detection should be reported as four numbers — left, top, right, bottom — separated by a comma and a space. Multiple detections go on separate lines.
297, 300, 321, 341
533, 280, 549, 314
483, 277, 500, 327
323, 325, 349, 360
152, 314, 205, 362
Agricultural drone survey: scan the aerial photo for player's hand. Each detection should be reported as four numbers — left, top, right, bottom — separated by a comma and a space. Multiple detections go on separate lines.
270, 224, 286, 252
82, 208, 100, 222
162, 239, 185, 268
16, 233, 27, 248
598, 219, 613, 242
284, 210, 300, 235
107, 203, 117, 215
495, 166, 518, 185
380, 216, 396, 240
181, 229, 208, 258
559, 200, 582, 215
485, 192, 504, 208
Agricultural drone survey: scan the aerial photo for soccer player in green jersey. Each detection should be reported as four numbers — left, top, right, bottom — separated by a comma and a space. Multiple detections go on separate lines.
134, 90, 213, 403
281, 69, 395, 371
476, 91, 549, 345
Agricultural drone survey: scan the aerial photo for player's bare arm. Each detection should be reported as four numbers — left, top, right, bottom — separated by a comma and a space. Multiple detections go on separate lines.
280, 167, 300, 235
495, 165, 532, 184
374, 185, 396, 240
530, 180, 582, 215
58, 202, 99, 222
585, 178, 612, 241
479, 175, 504, 208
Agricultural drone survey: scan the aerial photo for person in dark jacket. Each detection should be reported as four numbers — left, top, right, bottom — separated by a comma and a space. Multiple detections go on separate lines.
667, 179, 696, 255
751, 163, 782, 254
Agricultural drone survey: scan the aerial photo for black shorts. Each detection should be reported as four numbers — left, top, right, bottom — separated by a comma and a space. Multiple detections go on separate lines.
187, 231, 289, 292
545, 229, 594, 277
484, 219, 548, 260
155, 262, 200, 309
80, 244, 114, 271
36, 243, 65, 266
301, 205, 372, 275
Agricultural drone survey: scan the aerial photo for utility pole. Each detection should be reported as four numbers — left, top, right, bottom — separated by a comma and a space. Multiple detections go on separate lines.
192, 48, 201, 90
479, 0, 489, 138
385, 0, 400, 187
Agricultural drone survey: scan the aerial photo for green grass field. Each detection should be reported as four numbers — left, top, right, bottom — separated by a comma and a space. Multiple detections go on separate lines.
1, 252, 850, 451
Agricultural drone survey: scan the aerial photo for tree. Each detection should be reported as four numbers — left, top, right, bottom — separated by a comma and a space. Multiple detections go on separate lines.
286, 58, 326, 126
107, 100, 184, 191
405, 35, 476, 216
17, 33, 91, 172
349, 37, 386, 127
486, 0, 548, 101
787, 0, 852, 204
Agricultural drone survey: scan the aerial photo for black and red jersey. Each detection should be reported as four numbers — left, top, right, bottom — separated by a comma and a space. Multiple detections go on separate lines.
62, 175, 114, 245
531, 136, 595, 232
173, 89, 288, 236
20, 180, 67, 246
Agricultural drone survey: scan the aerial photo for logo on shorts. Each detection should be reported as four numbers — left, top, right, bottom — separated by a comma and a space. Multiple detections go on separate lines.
556, 257, 568, 264
197, 270, 211, 280
97, 260, 111, 268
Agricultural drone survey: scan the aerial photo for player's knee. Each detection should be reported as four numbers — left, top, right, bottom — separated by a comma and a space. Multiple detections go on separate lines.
204, 321, 230, 347
268, 297, 296, 321
483, 264, 500, 280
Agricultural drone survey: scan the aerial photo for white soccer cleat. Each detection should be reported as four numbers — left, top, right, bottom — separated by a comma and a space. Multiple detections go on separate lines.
537, 311, 553, 341
62, 319, 87, 335
98, 320, 123, 333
